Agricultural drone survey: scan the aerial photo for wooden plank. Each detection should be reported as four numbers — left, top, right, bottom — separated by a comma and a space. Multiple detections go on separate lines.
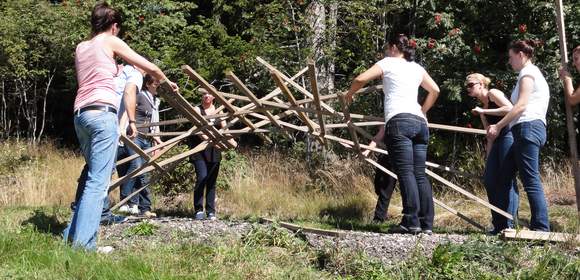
226, 71, 284, 130
307, 60, 327, 145
426, 169, 513, 221
109, 141, 210, 190
260, 218, 344, 238
222, 66, 309, 129
182, 65, 271, 144
501, 229, 580, 243
351, 144, 486, 230
136, 117, 189, 128
555, 0, 580, 213
109, 138, 183, 191
109, 159, 183, 211
143, 128, 271, 137
433, 198, 486, 231
337, 93, 363, 156
159, 82, 233, 150
119, 135, 166, 173
270, 71, 322, 142
257, 56, 336, 114
116, 127, 196, 166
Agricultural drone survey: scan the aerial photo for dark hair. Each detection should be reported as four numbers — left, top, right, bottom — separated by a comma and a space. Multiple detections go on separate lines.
91, 2, 122, 37
387, 34, 416, 61
143, 74, 155, 88
509, 40, 536, 58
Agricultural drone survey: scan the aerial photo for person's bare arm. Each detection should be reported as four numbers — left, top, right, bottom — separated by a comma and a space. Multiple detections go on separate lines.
123, 83, 139, 138
344, 64, 382, 104
560, 67, 580, 105
419, 71, 440, 115
472, 89, 513, 116
362, 126, 385, 157
487, 76, 533, 140
108, 36, 178, 92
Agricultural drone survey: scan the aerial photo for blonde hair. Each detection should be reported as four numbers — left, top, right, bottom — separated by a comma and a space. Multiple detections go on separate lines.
465, 73, 491, 89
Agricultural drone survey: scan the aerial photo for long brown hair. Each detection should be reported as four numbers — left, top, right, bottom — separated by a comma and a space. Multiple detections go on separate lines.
90, 2, 122, 38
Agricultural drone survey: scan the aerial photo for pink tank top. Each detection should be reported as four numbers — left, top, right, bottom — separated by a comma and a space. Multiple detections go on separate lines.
73, 35, 119, 111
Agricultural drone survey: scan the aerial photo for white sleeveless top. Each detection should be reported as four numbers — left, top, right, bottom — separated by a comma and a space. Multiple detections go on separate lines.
376, 57, 426, 123
509, 63, 550, 127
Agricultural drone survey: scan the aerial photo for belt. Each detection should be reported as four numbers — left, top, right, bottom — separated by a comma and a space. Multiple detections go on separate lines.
75, 105, 117, 116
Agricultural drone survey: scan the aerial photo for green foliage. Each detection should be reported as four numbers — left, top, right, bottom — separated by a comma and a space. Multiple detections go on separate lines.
124, 220, 159, 237
2, 0, 580, 174
216, 149, 249, 190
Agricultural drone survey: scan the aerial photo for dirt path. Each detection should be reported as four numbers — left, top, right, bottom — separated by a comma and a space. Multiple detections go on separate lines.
100, 217, 468, 264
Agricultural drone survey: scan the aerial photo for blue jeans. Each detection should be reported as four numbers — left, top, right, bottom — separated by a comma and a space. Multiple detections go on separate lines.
63, 110, 119, 250
117, 136, 152, 212
384, 113, 434, 230
484, 128, 519, 232
500, 120, 549, 231
71, 165, 113, 221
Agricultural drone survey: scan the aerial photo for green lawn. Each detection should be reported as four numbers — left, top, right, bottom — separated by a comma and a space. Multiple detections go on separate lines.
0, 207, 578, 280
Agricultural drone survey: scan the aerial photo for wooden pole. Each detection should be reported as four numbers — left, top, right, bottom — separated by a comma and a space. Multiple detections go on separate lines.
555, 0, 580, 213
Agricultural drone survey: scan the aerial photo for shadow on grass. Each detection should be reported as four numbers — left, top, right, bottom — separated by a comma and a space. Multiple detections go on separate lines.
154, 207, 194, 218
21, 209, 67, 236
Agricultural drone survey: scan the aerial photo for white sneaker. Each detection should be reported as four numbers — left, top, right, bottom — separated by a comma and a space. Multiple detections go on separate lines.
129, 205, 139, 215
118, 205, 130, 214
195, 211, 205, 220
97, 246, 114, 254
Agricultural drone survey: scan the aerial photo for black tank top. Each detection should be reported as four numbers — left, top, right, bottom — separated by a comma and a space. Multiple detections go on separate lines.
188, 105, 223, 162
485, 96, 503, 125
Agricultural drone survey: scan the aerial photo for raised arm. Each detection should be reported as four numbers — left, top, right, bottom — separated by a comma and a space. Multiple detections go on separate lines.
344, 64, 383, 103
108, 36, 178, 92
419, 71, 440, 114
487, 76, 533, 140
473, 89, 513, 116
559, 67, 580, 105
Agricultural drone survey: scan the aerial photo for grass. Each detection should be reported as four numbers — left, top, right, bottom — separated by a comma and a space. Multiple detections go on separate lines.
0, 207, 579, 279
0, 142, 579, 278
1, 141, 579, 235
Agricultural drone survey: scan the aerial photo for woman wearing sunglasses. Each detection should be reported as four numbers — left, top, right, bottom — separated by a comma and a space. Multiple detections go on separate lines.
465, 73, 518, 234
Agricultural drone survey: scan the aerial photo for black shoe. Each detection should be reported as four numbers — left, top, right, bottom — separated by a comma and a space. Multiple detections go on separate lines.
388, 224, 421, 235
421, 229, 433, 235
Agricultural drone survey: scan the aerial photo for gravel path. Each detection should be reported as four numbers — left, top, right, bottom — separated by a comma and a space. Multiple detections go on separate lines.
99, 217, 468, 264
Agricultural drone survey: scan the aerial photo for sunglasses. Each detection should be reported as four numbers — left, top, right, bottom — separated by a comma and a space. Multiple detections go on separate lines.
466, 82, 479, 88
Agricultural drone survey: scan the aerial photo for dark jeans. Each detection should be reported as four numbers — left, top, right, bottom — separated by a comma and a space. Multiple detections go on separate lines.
117, 136, 153, 212
484, 128, 520, 231
373, 154, 397, 221
192, 159, 220, 214
384, 113, 434, 230
500, 120, 549, 231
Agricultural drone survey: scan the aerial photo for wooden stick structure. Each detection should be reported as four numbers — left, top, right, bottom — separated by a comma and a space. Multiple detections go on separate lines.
108, 58, 528, 233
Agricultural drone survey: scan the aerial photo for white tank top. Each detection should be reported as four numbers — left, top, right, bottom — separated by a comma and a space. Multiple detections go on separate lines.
376, 57, 426, 123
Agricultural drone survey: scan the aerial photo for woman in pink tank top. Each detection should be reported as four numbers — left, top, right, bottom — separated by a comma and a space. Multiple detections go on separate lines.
64, 2, 178, 251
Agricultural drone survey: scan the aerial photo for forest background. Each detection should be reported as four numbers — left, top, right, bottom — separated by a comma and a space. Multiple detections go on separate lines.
1, 0, 580, 181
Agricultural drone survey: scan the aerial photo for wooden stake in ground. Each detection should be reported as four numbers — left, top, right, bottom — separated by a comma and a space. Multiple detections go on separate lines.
555, 0, 580, 213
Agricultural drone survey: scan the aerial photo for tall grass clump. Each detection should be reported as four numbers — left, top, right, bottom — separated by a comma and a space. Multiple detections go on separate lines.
0, 141, 83, 207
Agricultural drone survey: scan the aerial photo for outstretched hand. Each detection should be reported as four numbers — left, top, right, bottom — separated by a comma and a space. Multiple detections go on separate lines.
471, 106, 484, 115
